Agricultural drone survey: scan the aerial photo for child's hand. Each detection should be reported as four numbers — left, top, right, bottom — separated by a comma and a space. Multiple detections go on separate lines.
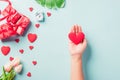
69, 25, 87, 60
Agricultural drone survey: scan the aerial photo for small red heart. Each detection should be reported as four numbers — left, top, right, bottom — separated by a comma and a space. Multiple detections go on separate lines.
9, 57, 14, 61
27, 33, 37, 43
27, 72, 31, 77
29, 7, 33, 12
29, 46, 34, 50
47, 12, 51, 17
35, 24, 40, 28
15, 38, 20, 43
68, 32, 85, 45
19, 49, 24, 54
32, 60, 37, 65
1, 46, 10, 56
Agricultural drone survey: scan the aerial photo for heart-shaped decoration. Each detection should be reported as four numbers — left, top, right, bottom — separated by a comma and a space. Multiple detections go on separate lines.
19, 49, 24, 54
32, 60, 37, 65
27, 33, 37, 43
27, 72, 31, 77
1, 46, 10, 56
68, 32, 85, 45
47, 12, 51, 17
35, 24, 40, 28
29, 7, 33, 12
29, 46, 34, 50
10, 57, 14, 61
15, 38, 20, 43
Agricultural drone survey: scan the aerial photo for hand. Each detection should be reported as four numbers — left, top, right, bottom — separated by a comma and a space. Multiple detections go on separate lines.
69, 25, 87, 60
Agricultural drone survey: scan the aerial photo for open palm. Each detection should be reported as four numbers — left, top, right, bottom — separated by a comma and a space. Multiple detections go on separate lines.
69, 25, 87, 57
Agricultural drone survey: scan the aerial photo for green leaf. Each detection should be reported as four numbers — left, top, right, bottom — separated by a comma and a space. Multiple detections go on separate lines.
36, 0, 45, 6
55, 0, 65, 8
35, 0, 65, 9
51, 0, 56, 8
45, 0, 52, 9
2, 67, 6, 78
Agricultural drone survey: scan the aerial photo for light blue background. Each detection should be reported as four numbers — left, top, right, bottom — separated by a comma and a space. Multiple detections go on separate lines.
0, 0, 120, 80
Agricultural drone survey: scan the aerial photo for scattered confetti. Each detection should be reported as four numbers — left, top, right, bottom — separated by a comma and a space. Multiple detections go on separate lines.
1, 46, 10, 56
32, 60, 37, 65
29, 7, 33, 12
29, 46, 34, 50
19, 49, 24, 54
15, 38, 20, 43
47, 12, 51, 17
27, 72, 31, 77
27, 33, 37, 43
35, 23, 40, 28
9, 57, 14, 61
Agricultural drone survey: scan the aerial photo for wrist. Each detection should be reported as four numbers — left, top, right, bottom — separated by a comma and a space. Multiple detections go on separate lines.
71, 55, 82, 63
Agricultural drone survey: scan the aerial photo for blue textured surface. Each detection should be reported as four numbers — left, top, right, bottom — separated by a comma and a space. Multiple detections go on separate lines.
0, 0, 120, 80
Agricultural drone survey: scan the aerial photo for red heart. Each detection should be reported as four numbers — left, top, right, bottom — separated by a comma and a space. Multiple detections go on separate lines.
15, 38, 20, 43
32, 60, 37, 65
35, 24, 40, 28
47, 12, 51, 17
1, 46, 10, 56
27, 33, 37, 43
29, 7, 33, 12
68, 32, 85, 45
19, 49, 24, 54
10, 57, 14, 61
29, 46, 34, 50
27, 72, 31, 77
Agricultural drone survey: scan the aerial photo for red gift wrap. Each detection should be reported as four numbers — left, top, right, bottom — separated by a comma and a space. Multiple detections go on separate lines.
0, 0, 30, 40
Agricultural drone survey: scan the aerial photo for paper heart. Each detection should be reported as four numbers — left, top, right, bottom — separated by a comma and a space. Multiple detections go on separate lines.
35, 24, 40, 28
1, 46, 10, 56
15, 38, 20, 43
47, 12, 51, 17
28, 33, 37, 43
27, 72, 31, 77
32, 61, 37, 65
29, 46, 34, 50
29, 7, 33, 12
68, 32, 85, 45
19, 49, 24, 54
10, 57, 14, 61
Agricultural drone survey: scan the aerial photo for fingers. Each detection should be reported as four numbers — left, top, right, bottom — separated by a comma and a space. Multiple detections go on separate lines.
69, 24, 83, 33
78, 25, 82, 32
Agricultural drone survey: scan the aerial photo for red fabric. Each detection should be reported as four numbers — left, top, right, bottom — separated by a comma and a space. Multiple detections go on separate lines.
0, 0, 30, 39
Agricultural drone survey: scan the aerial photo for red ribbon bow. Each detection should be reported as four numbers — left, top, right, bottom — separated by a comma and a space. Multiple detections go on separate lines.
0, 0, 30, 40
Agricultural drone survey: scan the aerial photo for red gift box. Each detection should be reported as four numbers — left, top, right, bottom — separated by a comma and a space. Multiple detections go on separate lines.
0, 0, 30, 39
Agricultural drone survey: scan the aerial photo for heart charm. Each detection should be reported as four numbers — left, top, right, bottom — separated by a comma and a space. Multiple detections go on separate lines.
27, 33, 37, 43
32, 60, 37, 65
47, 12, 51, 17
27, 72, 31, 77
1, 46, 11, 56
68, 32, 85, 45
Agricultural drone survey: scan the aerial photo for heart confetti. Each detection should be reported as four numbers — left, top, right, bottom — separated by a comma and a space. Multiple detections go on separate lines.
35, 24, 40, 28
15, 38, 20, 43
47, 12, 51, 17
19, 49, 24, 54
9, 57, 14, 61
27, 72, 31, 77
27, 33, 37, 43
1, 46, 10, 56
32, 60, 37, 65
29, 46, 34, 50
29, 7, 33, 12
68, 32, 85, 45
